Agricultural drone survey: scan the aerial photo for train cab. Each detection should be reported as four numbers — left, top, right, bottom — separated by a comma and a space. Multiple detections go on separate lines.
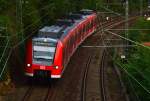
25, 26, 65, 78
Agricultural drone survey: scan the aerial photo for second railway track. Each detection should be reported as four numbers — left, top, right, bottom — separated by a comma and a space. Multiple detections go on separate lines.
100, 50, 107, 101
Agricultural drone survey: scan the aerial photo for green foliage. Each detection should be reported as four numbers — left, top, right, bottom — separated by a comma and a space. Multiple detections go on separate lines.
117, 18, 150, 101
120, 46, 150, 101
129, 18, 150, 42
0, 0, 9, 12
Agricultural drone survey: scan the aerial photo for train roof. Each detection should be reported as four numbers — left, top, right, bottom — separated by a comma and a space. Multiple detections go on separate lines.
34, 9, 95, 41
66, 13, 83, 20
55, 19, 74, 26
79, 9, 94, 15
38, 26, 65, 38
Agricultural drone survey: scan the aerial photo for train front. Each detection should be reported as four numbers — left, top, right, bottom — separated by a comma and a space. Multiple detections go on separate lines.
25, 27, 63, 78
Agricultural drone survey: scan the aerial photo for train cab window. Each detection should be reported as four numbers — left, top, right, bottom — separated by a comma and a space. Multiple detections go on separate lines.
32, 40, 57, 66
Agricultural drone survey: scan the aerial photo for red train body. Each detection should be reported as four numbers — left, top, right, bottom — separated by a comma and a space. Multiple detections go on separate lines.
25, 10, 97, 78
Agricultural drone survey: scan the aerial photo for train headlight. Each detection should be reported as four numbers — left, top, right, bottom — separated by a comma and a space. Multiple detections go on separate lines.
27, 64, 31, 67
55, 66, 59, 69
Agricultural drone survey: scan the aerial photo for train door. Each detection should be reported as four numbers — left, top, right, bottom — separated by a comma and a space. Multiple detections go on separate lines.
77, 26, 82, 43
85, 22, 88, 36
63, 40, 67, 67
65, 37, 70, 66
83, 24, 86, 37
70, 34, 74, 53
80, 26, 84, 41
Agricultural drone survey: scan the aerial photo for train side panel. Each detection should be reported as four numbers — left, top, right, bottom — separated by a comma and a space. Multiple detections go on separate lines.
52, 41, 63, 78
60, 14, 97, 74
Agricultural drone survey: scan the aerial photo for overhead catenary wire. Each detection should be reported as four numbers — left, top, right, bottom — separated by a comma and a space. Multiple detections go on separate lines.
105, 30, 150, 50
12, 2, 55, 38
0, 39, 10, 64
101, 27, 150, 94
13, 12, 50, 48
104, 26, 150, 96
116, 62, 150, 95
125, 61, 150, 83
0, 49, 12, 79
96, 1, 150, 98
127, 76, 141, 101
23, 3, 53, 18
0, 2, 54, 79
98, 5, 125, 18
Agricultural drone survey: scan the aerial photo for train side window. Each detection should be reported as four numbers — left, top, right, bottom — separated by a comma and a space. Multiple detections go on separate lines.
95, 18, 97, 25
75, 31, 77, 43
87, 22, 89, 30
89, 21, 91, 29
91, 19, 94, 28
84, 24, 87, 33
71, 34, 74, 49
83, 25, 85, 33
80, 27, 84, 39
86, 23, 88, 32
85, 24, 87, 32
92, 20, 94, 27
90, 20, 92, 29
70, 37, 72, 49
77, 29, 81, 42
64, 40, 69, 64
64, 44, 67, 66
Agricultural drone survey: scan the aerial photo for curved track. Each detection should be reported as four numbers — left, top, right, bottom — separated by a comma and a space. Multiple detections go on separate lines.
81, 56, 92, 101
21, 80, 55, 101
100, 50, 107, 101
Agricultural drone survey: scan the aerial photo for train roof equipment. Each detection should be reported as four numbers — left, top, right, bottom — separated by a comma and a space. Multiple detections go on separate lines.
55, 19, 74, 26
79, 9, 94, 15
66, 13, 83, 20
38, 26, 66, 38
35, 10, 95, 39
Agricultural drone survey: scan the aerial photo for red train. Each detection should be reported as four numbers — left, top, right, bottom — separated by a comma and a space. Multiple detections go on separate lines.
25, 9, 97, 78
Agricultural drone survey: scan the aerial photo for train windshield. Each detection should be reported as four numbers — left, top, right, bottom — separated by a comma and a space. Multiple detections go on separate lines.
33, 40, 57, 66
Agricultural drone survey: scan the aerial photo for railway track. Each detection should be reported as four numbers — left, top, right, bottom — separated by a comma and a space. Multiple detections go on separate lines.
100, 50, 107, 101
44, 84, 55, 101
80, 15, 129, 101
99, 48, 129, 101
21, 80, 55, 101
80, 15, 120, 101
97, 16, 135, 101
22, 83, 33, 101
81, 56, 92, 101
80, 14, 137, 101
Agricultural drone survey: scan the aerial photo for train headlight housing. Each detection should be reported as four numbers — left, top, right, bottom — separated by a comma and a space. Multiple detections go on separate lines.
27, 64, 31, 67
54, 66, 59, 69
